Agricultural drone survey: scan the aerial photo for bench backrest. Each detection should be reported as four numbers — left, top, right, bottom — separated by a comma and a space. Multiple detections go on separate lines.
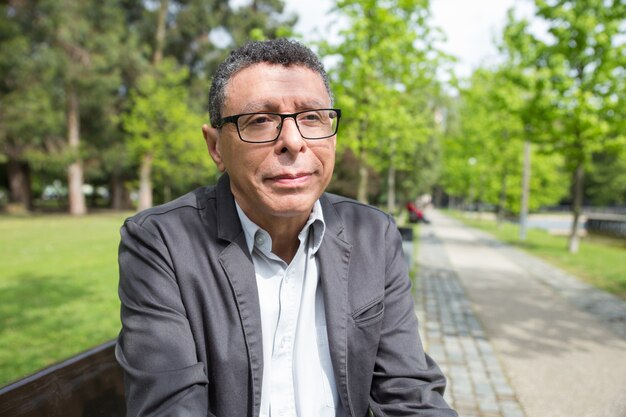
0, 340, 125, 417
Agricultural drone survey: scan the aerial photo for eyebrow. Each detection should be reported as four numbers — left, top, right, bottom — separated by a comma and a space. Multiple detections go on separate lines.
239, 99, 329, 114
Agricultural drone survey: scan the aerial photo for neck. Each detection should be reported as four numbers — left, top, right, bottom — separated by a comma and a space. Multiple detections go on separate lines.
266, 220, 305, 263
240, 205, 310, 263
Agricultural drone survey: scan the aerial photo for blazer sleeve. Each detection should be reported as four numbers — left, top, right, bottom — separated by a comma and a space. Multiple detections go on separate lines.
368, 217, 457, 417
115, 219, 212, 417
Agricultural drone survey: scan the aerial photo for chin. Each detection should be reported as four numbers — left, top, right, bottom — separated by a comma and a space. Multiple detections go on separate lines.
268, 195, 318, 217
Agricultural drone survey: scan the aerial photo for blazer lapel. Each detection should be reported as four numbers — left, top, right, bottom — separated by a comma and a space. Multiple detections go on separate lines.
318, 194, 353, 415
215, 174, 264, 417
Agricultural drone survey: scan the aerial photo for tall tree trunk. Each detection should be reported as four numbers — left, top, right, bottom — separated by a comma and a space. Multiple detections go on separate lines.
476, 173, 485, 219
386, 142, 396, 214
519, 140, 531, 241
568, 161, 584, 253
152, 0, 169, 65
356, 117, 369, 204
111, 173, 131, 210
163, 182, 172, 203
136, 0, 169, 211
467, 180, 474, 212
67, 85, 87, 216
496, 131, 509, 226
496, 170, 507, 227
7, 157, 32, 211
433, 185, 443, 208
357, 146, 369, 204
138, 152, 153, 211
387, 163, 396, 214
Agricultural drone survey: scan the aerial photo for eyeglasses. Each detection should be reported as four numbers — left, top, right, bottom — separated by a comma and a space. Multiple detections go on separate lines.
216, 108, 341, 143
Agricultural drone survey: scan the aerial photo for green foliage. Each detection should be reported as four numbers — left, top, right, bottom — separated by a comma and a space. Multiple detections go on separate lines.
534, 0, 625, 154
498, 0, 625, 250
503, 0, 625, 197
0, 2, 64, 163
441, 67, 568, 214
123, 60, 217, 199
0, 0, 298, 210
322, 0, 448, 203
0, 213, 129, 386
585, 141, 626, 205
226, 0, 297, 46
441, 0, 625, 223
0, 0, 139, 212
138, 0, 297, 82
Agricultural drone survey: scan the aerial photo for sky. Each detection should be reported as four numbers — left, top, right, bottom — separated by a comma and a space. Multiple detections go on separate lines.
284, 0, 538, 80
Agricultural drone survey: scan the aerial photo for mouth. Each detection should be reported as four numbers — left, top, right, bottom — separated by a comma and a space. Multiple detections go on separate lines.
266, 172, 313, 186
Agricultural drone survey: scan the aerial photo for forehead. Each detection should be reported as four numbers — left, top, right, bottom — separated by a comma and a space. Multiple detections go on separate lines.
223, 63, 330, 113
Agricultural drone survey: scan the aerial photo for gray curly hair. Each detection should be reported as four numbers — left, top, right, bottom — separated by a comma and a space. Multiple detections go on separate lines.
208, 38, 332, 128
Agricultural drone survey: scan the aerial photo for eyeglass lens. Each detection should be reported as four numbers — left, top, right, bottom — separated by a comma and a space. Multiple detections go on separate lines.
237, 110, 338, 142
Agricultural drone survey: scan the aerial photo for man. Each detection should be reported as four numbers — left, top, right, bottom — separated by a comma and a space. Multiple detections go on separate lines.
116, 38, 456, 417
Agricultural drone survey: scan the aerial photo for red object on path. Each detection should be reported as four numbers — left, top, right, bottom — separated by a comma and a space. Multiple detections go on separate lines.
406, 202, 428, 223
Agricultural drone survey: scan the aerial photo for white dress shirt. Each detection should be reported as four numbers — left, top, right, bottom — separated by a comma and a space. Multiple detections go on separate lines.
236, 201, 346, 417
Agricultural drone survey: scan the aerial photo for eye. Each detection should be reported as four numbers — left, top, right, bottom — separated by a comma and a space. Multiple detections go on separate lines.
249, 115, 273, 125
299, 111, 324, 124
239, 113, 277, 130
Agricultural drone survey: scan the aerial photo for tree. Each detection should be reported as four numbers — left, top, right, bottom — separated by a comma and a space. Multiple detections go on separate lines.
450, 69, 522, 216
440, 66, 568, 218
37, 0, 127, 214
1, 0, 125, 214
505, 0, 626, 252
585, 142, 626, 206
1, 0, 300, 213
123, 59, 218, 206
322, 0, 446, 205
130, 0, 297, 210
0, 1, 65, 212
499, 9, 557, 238
225, 0, 296, 46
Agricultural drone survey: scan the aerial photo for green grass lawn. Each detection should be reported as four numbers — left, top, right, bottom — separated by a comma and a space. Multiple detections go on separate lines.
447, 211, 626, 300
0, 212, 131, 386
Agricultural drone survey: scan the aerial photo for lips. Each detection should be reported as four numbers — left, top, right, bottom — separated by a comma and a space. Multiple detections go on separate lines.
266, 172, 313, 185
271, 172, 308, 180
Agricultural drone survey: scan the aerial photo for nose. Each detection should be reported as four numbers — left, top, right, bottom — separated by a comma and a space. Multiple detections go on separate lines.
275, 116, 306, 154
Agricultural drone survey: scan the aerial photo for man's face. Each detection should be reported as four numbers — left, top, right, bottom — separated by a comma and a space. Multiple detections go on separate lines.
205, 63, 336, 229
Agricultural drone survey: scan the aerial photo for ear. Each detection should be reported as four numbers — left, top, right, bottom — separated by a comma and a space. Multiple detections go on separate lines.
202, 124, 225, 172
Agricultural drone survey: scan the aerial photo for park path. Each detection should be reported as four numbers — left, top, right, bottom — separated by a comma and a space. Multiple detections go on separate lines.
413, 210, 626, 417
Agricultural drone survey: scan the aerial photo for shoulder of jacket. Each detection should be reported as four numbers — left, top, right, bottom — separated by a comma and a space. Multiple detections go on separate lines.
323, 193, 392, 222
126, 186, 216, 226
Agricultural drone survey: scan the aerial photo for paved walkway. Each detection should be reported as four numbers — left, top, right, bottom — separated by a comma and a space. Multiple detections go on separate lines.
413, 210, 626, 417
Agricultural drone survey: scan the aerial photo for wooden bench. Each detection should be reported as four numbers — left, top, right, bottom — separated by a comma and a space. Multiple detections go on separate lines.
0, 340, 125, 417
585, 213, 626, 238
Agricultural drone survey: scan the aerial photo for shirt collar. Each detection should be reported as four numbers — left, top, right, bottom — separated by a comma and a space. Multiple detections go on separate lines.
235, 200, 326, 255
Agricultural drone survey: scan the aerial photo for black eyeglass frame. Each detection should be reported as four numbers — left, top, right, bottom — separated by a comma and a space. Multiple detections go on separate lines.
215, 108, 342, 144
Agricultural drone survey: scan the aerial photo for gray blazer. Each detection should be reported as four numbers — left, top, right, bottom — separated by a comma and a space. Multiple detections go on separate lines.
116, 174, 455, 417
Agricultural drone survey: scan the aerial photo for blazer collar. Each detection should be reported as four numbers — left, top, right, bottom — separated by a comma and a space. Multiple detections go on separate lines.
214, 173, 264, 416
319, 193, 344, 240
215, 173, 245, 244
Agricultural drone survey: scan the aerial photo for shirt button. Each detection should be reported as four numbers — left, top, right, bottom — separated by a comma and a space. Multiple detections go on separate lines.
255, 234, 265, 245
